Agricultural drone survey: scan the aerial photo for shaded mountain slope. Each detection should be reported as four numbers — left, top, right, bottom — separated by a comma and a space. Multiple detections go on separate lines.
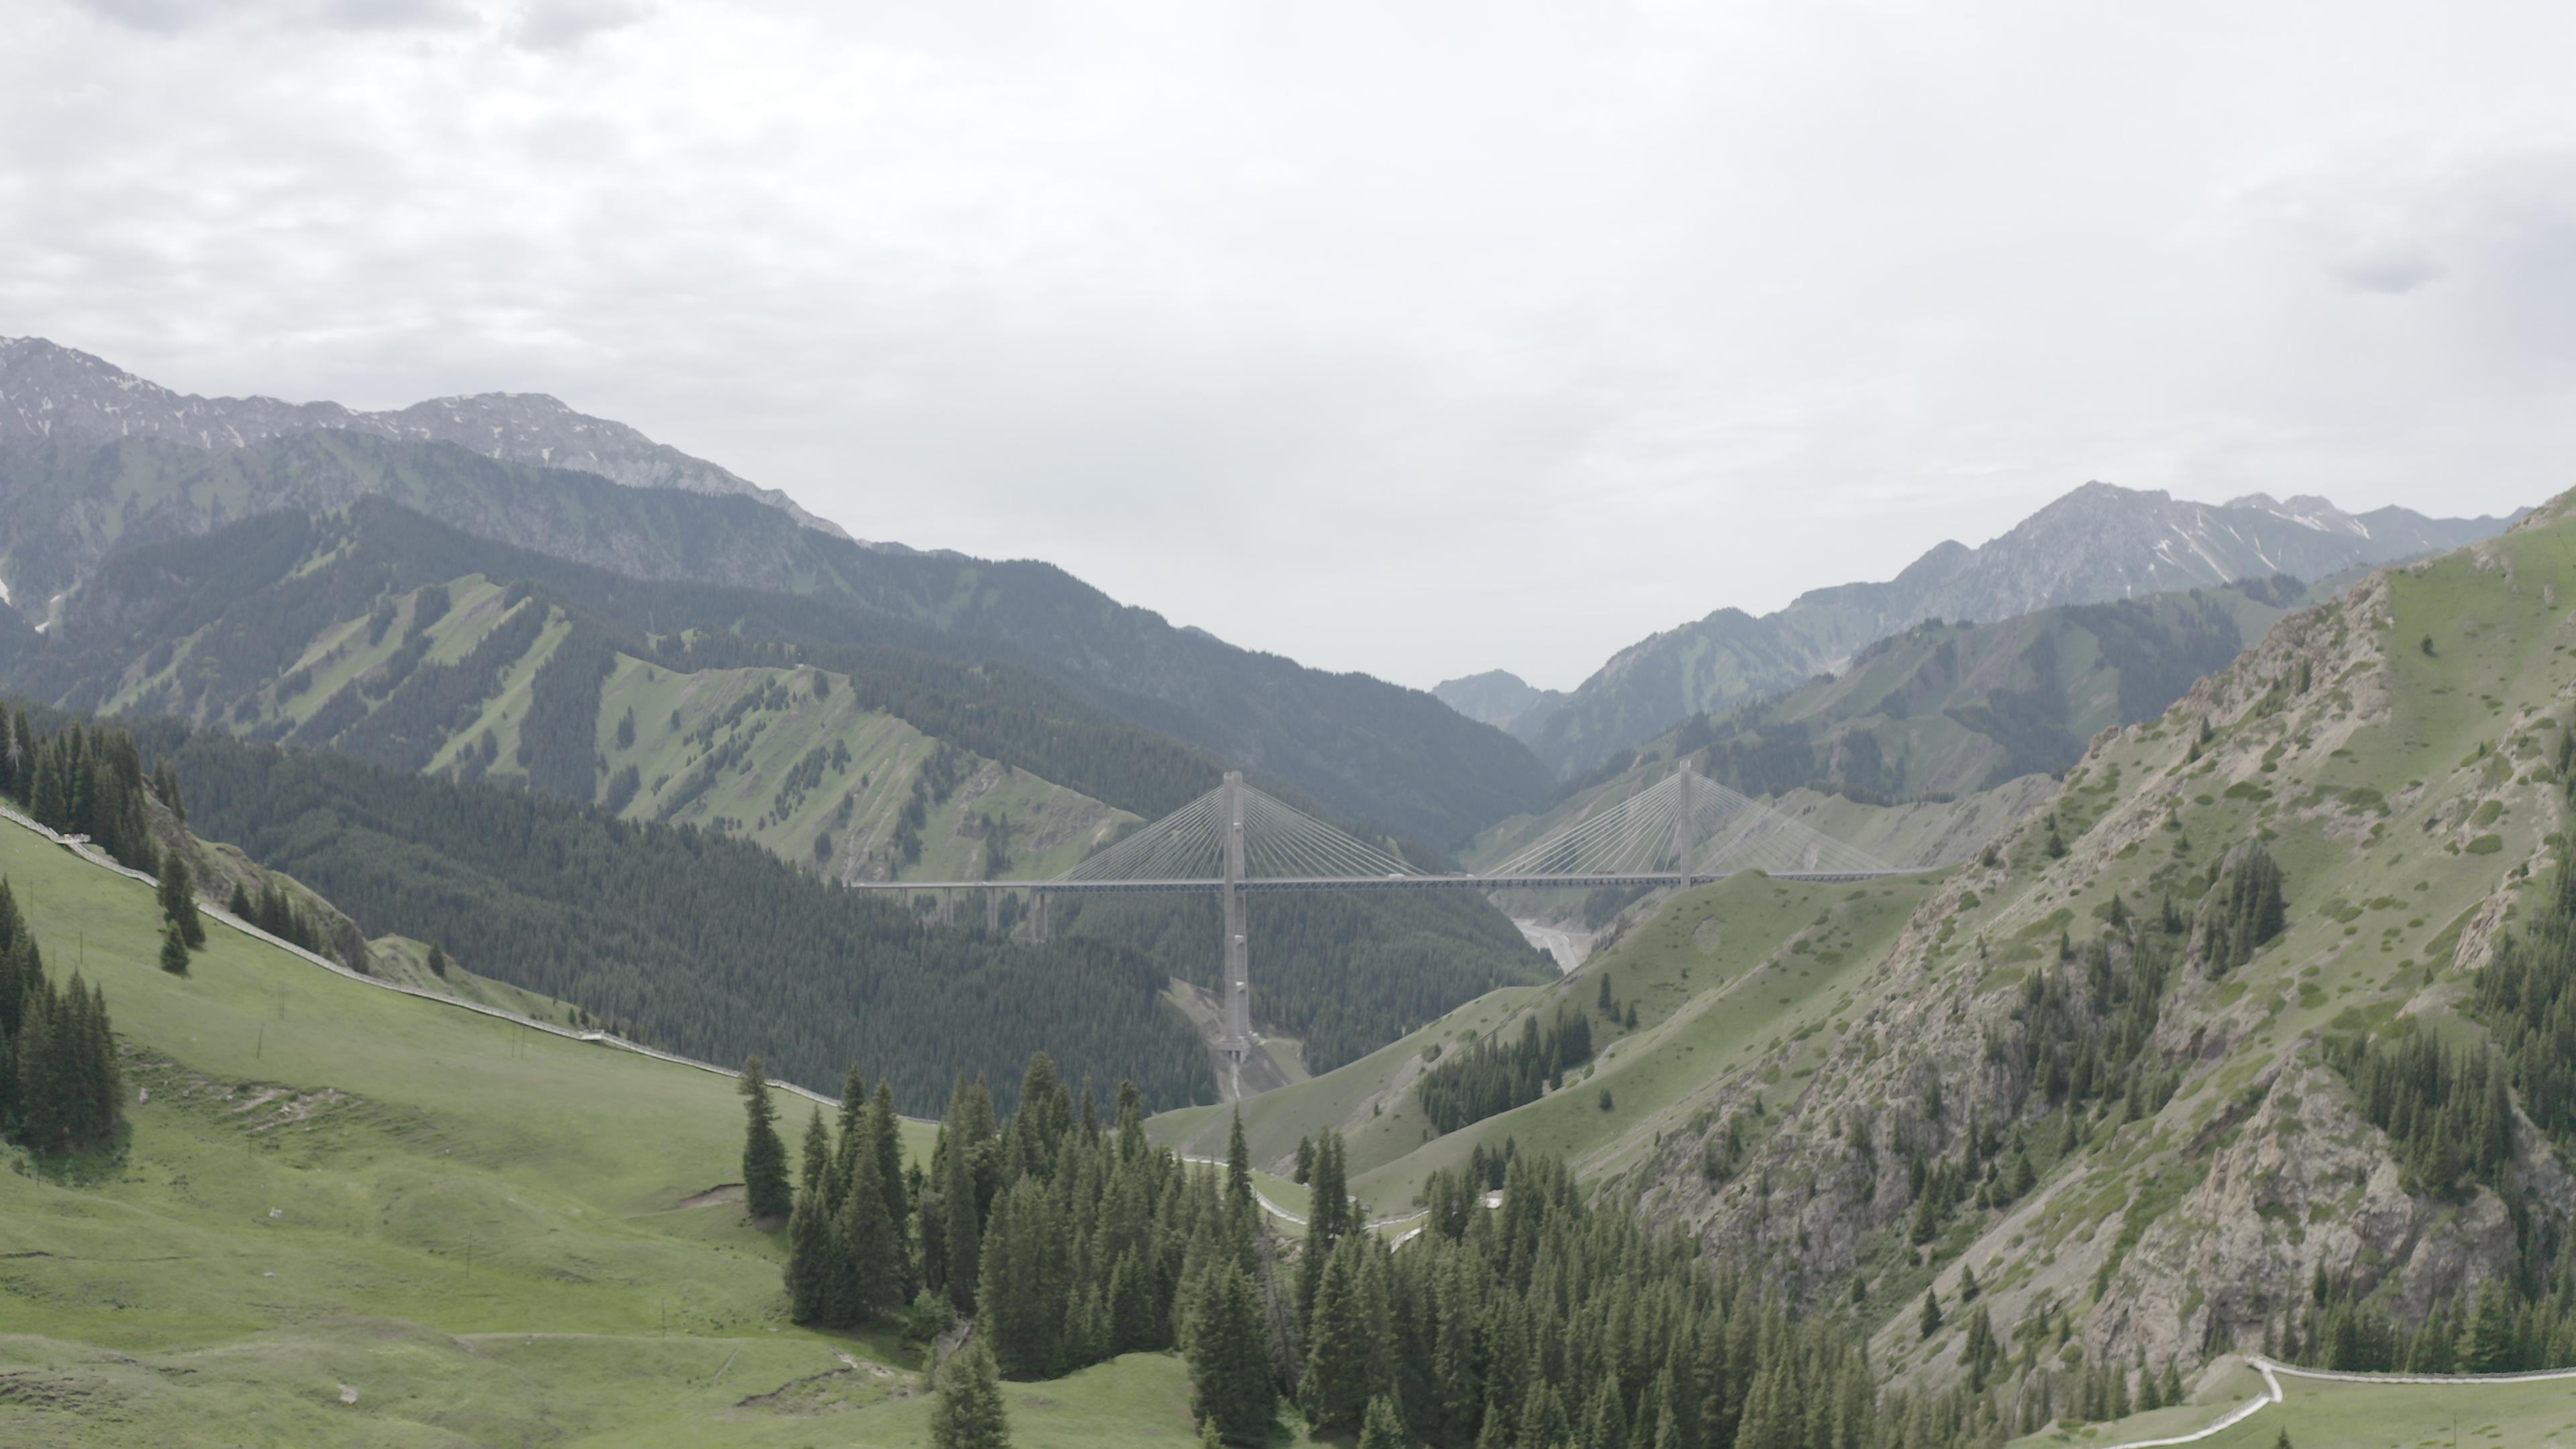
0, 430, 1547, 841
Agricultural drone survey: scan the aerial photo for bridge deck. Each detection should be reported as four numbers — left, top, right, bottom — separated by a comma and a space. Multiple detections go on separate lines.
843, 870, 1909, 894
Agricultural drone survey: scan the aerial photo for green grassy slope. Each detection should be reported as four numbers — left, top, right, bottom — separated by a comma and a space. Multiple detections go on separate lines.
2008, 1361, 2576, 1448
1151, 869, 1939, 1216
0, 753, 1314, 1448
88, 570, 1135, 886
0, 813, 932, 1444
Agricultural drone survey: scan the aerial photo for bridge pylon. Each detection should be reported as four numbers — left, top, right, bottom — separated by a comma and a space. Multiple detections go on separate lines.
1218, 771, 1252, 1061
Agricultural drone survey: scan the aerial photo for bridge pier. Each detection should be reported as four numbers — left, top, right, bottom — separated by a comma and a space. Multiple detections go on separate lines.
1218, 771, 1252, 1061
985, 888, 1000, 934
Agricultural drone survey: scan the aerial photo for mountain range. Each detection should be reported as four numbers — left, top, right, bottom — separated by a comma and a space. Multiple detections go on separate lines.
0, 334, 847, 546
0, 337, 1551, 848
1446, 480, 2524, 776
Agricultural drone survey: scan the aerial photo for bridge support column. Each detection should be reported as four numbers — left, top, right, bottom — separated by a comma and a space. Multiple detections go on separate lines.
985, 888, 1000, 934
1218, 771, 1252, 1061
1671, 763, 1698, 889
1031, 891, 1049, 944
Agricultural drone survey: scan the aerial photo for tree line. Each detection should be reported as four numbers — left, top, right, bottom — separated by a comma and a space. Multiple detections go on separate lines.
1413, 1004, 1595, 1137
746, 1046, 2043, 1448
109, 708, 1210, 1113
0, 880, 122, 1157
0, 709, 156, 869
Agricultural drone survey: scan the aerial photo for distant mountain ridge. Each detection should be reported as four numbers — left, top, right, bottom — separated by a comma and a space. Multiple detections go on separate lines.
0, 335, 849, 539
1430, 668, 1564, 733
1501, 480, 2523, 775
0, 340, 1554, 843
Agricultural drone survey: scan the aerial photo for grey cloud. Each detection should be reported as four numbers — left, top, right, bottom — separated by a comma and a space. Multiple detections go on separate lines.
2328, 246, 2445, 294
8, 3, 2576, 688
68, 0, 474, 30
62, 0, 231, 30
513, 0, 649, 50
317, 0, 478, 31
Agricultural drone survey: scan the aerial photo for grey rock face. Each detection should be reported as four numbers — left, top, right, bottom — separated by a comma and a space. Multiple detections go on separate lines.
0, 336, 847, 539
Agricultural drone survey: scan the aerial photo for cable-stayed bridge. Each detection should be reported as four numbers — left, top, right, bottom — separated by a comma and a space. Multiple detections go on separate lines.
848, 767, 1901, 1060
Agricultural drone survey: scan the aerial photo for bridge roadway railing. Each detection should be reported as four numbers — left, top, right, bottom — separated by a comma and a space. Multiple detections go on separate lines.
843, 869, 1907, 896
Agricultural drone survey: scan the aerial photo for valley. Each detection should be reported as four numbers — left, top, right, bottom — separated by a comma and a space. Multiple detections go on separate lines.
4, 335, 2573, 1448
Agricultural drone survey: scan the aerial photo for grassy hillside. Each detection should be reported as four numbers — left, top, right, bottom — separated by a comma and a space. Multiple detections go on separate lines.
1615, 501, 2576, 1407
1151, 869, 1941, 1216
1170, 498, 2576, 1436
2008, 1359, 2576, 1448
0, 810, 1311, 1448
71, 564, 1134, 888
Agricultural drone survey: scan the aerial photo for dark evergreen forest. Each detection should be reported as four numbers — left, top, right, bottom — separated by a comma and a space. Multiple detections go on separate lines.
41, 708, 1216, 1114
0, 879, 123, 1158
1052, 891, 1554, 1074
771, 1051, 2076, 1449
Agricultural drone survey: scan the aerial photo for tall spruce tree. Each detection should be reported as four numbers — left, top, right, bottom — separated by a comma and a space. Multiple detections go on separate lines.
156, 847, 203, 949
837, 1130, 904, 1322
1186, 1265, 1276, 1445
1358, 1395, 1410, 1449
158, 920, 191, 976
739, 1057, 793, 1221
1225, 1108, 1252, 1212
1299, 1235, 1377, 1435
928, 1336, 1012, 1449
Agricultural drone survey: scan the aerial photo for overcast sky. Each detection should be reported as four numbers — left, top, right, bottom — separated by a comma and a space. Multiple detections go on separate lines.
6, 1, 2572, 690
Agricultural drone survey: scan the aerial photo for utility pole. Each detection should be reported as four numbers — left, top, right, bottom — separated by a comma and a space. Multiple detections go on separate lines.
1219, 771, 1251, 1061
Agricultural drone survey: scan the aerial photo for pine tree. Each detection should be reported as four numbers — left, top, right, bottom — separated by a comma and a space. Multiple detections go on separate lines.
2457, 1281, 2516, 1373
785, 1177, 833, 1322
1579, 1374, 1628, 1448
1226, 1108, 1252, 1212
739, 1057, 793, 1221
799, 1107, 832, 1196
928, 1337, 1012, 1449
427, 943, 447, 977
1919, 1289, 1943, 1339
157, 847, 203, 949
870, 1081, 909, 1282
1359, 1393, 1411, 1449
1187, 1265, 1277, 1445
158, 919, 191, 976
1299, 1239, 1375, 1435
1294, 1134, 1315, 1185
943, 1079, 987, 1313
839, 1126, 904, 1324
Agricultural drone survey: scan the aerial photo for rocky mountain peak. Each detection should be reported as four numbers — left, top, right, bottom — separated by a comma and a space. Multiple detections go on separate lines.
0, 336, 848, 539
